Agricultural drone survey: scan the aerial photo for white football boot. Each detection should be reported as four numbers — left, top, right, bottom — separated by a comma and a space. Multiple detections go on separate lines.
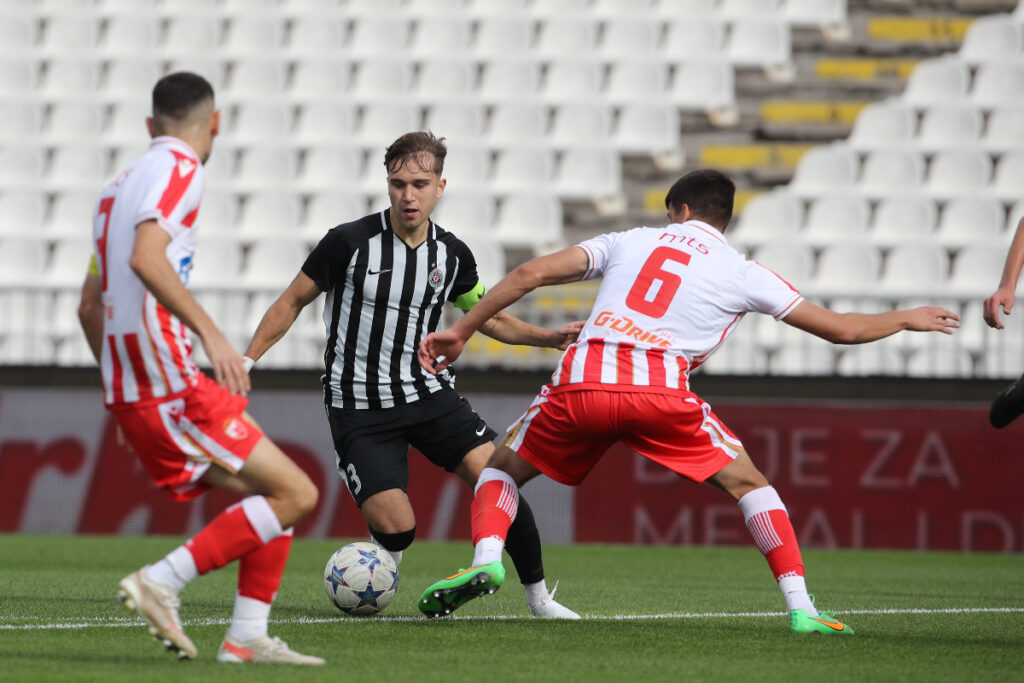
117, 566, 198, 659
217, 635, 325, 665
528, 581, 581, 619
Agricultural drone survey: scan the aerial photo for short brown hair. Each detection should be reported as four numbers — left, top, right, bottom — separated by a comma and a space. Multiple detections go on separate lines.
383, 131, 447, 176
664, 169, 735, 229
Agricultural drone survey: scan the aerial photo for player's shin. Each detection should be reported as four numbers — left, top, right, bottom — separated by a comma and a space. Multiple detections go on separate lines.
471, 467, 519, 566
229, 528, 294, 642
187, 496, 284, 575
737, 486, 817, 616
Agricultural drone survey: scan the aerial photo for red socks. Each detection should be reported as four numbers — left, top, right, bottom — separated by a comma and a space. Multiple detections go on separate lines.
471, 468, 519, 546
737, 486, 805, 580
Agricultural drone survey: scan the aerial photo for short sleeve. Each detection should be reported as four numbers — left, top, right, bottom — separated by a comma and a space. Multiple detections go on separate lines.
741, 261, 804, 319
447, 240, 480, 301
302, 228, 349, 292
576, 231, 625, 281
135, 150, 203, 239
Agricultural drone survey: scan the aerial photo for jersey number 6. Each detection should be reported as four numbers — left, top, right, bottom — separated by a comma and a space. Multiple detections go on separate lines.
625, 246, 691, 318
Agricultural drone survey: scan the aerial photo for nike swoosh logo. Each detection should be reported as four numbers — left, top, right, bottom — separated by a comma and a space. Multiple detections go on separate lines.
475, 425, 487, 436
809, 617, 846, 631
368, 268, 391, 275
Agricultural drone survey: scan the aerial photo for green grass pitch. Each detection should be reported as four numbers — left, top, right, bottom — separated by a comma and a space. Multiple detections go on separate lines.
1, 534, 1022, 682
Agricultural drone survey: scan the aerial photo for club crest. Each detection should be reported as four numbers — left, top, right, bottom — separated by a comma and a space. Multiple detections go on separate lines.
427, 267, 444, 291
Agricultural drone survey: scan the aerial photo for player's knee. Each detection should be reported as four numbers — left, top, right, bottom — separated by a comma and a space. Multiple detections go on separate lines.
369, 525, 416, 553
295, 476, 319, 518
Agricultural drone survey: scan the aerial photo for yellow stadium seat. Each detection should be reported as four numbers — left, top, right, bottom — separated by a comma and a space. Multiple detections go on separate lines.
813, 58, 919, 82
760, 101, 868, 126
867, 16, 973, 43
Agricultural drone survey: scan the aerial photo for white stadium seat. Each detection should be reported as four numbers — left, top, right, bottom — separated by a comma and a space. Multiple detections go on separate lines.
983, 106, 1024, 152
0, 58, 39, 94
948, 245, 1007, 296
936, 197, 1005, 248
104, 59, 163, 99
409, 16, 472, 57
600, 17, 662, 59
535, 16, 598, 58
726, 18, 792, 71
350, 60, 414, 101
43, 58, 102, 97
490, 148, 555, 194
236, 192, 303, 239
0, 102, 43, 142
479, 60, 541, 103
423, 103, 487, 145
356, 102, 420, 149
439, 146, 492, 192
870, 196, 937, 246
432, 192, 496, 235
102, 14, 160, 54
730, 191, 804, 246
46, 238, 94, 286
298, 145, 364, 190
0, 238, 49, 284
789, 144, 859, 197
225, 59, 288, 99
959, 13, 1023, 64
554, 148, 622, 200
164, 13, 223, 55
670, 59, 737, 115
991, 150, 1024, 201
542, 60, 604, 104
105, 101, 151, 146
614, 104, 681, 157
721, 0, 782, 20
42, 14, 100, 55
858, 148, 925, 199
970, 61, 1024, 108
303, 192, 368, 236
188, 238, 244, 289
879, 244, 949, 297
234, 146, 299, 189
287, 15, 349, 55
294, 102, 357, 143
663, 18, 727, 59
242, 240, 309, 288
782, 0, 848, 28
223, 16, 285, 55
606, 60, 670, 104
48, 190, 100, 237
47, 146, 111, 189
917, 104, 983, 152
924, 150, 993, 199
837, 343, 906, 376
0, 191, 47, 235
415, 60, 476, 101
750, 242, 814, 285
810, 244, 882, 295
225, 102, 293, 143
198, 190, 241, 235
47, 102, 106, 143
487, 104, 549, 148
347, 17, 410, 57
291, 60, 353, 100
493, 193, 565, 250
167, 57, 228, 91
474, 17, 534, 58
848, 101, 916, 150
802, 195, 870, 245
0, 14, 38, 53
906, 347, 973, 378
902, 57, 971, 107
0, 147, 45, 188
549, 104, 613, 149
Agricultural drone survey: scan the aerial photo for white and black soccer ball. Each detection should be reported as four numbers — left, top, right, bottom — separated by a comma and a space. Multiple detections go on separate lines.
323, 542, 399, 616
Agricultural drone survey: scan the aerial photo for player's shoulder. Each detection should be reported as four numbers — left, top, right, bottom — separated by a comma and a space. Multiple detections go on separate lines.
431, 221, 472, 252
325, 211, 387, 242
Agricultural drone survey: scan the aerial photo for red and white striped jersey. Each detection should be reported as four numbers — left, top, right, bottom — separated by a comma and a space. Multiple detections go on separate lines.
92, 136, 204, 406
551, 220, 803, 392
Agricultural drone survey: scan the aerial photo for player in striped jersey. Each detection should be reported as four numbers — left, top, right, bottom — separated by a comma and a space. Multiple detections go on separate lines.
244, 131, 580, 618
417, 169, 961, 632
78, 73, 323, 664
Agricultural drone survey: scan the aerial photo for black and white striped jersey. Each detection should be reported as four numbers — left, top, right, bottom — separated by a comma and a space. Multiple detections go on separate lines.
302, 209, 482, 410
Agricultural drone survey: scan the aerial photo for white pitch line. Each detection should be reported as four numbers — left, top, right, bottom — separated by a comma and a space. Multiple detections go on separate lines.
2, 607, 1023, 631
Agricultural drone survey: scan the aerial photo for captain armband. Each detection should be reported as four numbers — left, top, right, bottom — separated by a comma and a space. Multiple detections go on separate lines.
453, 281, 487, 312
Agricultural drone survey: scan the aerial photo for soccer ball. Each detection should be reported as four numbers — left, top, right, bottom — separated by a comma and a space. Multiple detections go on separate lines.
323, 542, 399, 616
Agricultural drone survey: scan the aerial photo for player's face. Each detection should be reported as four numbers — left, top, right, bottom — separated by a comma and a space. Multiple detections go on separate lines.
387, 154, 445, 234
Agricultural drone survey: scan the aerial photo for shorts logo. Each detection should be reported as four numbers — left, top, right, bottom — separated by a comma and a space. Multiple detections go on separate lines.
427, 267, 444, 291
223, 418, 249, 440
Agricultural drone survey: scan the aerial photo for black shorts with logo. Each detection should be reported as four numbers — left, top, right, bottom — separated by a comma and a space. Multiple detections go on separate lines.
326, 387, 498, 506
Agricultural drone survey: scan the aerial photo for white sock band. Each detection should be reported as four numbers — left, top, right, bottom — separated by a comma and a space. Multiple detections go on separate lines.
737, 485, 786, 522
474, 467, 517, 495
241, 495, 283, 544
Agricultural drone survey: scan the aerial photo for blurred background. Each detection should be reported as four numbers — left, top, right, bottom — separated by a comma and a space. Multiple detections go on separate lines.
1, 0, 1021, 552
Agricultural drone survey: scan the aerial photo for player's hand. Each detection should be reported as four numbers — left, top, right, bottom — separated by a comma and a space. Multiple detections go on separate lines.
418, 329, 466, 375
906, 306, 960, 334
984, 287, 1015, 329
202, 332, 251, 395
552, 320, 585, 350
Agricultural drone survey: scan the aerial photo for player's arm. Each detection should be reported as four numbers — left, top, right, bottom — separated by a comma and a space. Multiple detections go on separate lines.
783, 300, 959, 344
420, 246, 590, 373
477, 307, 582, 351
244, 270, 322, 363
131, 220, 249, 395
77, 257, 103, 363
984, 215, 1024, 329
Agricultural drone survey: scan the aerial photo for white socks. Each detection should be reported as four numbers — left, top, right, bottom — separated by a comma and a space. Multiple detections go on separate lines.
524, 580, 550, 607
779, 574, 818, 615
227, 594, 271, 643
146, 545, 198, 594
472, 535, 505, 567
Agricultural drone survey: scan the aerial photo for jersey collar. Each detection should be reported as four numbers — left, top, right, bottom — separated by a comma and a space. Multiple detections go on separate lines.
149, 136, 200, 162
679, 219, 727, 245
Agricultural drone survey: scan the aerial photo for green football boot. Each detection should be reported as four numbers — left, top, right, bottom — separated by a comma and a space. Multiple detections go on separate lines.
790, 608, 854, 635
418, 561, 505, 618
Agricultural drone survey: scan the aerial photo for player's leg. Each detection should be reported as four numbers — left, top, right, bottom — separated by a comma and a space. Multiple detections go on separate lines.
989, 371, 1024, 428
454, 443, 575, 617
361, 488, 417, 568
705, 451, 852, 635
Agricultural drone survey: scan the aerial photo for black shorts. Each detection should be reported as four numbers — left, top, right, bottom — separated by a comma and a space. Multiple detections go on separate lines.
326, 387, 498, 506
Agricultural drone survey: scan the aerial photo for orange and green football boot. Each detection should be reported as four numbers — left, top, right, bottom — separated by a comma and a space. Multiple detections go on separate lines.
418, 561, 505, 618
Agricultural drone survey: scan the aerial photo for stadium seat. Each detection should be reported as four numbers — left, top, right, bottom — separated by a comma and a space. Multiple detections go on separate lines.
749, 242, 814, 286
43, 58, 102, 97
982, 106, 1024, 153
42, 14, 100, 55
600, 17, 662, 59
48, 146, 111, 190
298, 145, 364, 190
234, 146, 298, 189
164, 13, 223, 55
772, 336, 836, 375
198, 190, 241, 235
167, 56, 228, 91
549, 104, 613, 149
1007, 199, 1024, 232
423, 103, 486, 145
458, 237, 505, 288
614, 104, 681, 158
936, 197, 1005, 248
0, 58, 39, 94
720, 0, 782, 20
535, 16, 598, 58
294, 101, 357, 143
789, 144, 859, 197
657, 0, 719, 14
490, 148, 555, 194
529, 0, 591, 14
0, 102, 43, 142
848, 101, 917, 150
858, 148, 925, 199
0, 238, 49, 285
593, 0, 657, 16
46, 238, 94, 286
730, 191, 804, 246
223, 16, 285, 55
870, 196, 937, 246
203, 146, 237, 188
782, 0, 849, 29
303, 192, 367, 237
669, 59, 737, 117
810, 243, 882, 295
902, 57, 971, 107
924, 150, 992, 199
104, 59, 163, 99
409, 16, 472, 57
47, 102, 106, 143
290, 60, 353, 100
554, 148, 622, 200
474, 17, 534, 57
225, 59, 288, 99
836, 342, 905, 376
105, 101, 151, 146
478, 59, 541, 103
348, 17, 411, 57
487, 103, 549, 148
0, 13, 38, 53
48, 190, 100, 237
415, 60, 476, 101
189, 238, 245, 290
350, 60, 414, 101
606, 60, 670, 105
917, 104, 983, 152
906, 346, 973, 378
224, 102, 293, 143
948, 245, 1007, 296
440, 145, 492, 192
493, 193, 565, 250
432, 192, 496, 238
990, 150, 1024, 201
542, 60, 604, 104
236, 192, 303, 240
958, 13, 1022, 64
0, 191, 47, 236
879, 244, 949, 297
357, 102, 421, 149
287, 15, 349, 55
663, 18, 727, 59
726, 18, 793, 75
970, 61, 1024, 108
802, 195, 870, 245
102, 14, 160, 54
